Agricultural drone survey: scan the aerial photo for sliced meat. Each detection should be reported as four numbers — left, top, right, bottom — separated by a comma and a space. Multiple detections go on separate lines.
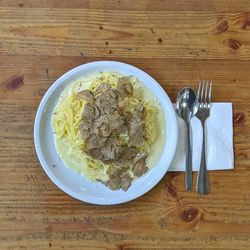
117, 77, 133, 97
101, 141, 115, 161
129, 105, 145, 147
82, 103, 100, 120
101, 139, 121, 161
124, 82, 133, 96
77, 80, 149, 191
132, 104, 144, 122
132, 160, 148, 177
129, 121, 145, 148
77, 90, 94, 103
108, 177, 121, 190
79, 128, 89, 140
134, 152, 148, 163
113, 147, 137, 168
93, 113, 123, 136
121, 146, 138, 161
123, 111, 132, 125
101, 89, 117, 102
113, 89, 126, 110
109, 112, 124, 130
107, 166, 121, 179
95, 89, 118, 115
130, 135, 145, 148
88, 148, 103, 160
108, 89, 117, 99
99, 123, 112, 137
104, 106, 114, 115
116, 86, 126, 98
86, 135, 107, 150
120, 171, 132, 191
94, 95, 105, 114
80, 119, 92, 130
113, 159, 126, 167
93, 114, 109, 129
94, 82, 111, 95
79, 119, 92, 139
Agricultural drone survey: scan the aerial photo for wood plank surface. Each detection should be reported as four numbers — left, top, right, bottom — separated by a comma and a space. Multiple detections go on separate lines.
0, 7, 250, 59
0, 1, 250, 249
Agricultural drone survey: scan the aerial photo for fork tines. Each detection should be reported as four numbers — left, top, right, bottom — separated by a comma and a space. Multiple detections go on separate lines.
197, 81, 212, 107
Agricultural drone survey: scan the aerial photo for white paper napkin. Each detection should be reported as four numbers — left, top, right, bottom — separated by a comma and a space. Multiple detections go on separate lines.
169, 103, 234, 171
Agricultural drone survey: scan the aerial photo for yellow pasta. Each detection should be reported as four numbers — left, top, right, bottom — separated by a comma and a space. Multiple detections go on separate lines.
51, 72, 159, 182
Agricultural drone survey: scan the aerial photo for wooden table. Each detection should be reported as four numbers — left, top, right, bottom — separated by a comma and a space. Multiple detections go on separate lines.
1, 1, 250, 249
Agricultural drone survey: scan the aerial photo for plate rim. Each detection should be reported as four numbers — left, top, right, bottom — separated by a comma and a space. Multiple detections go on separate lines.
34, 60, 178, 205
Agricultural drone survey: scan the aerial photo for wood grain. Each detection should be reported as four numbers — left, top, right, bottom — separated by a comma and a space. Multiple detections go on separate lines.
1, 7, 250, 59
1, 0, 250, 11
0, 1, 250, 249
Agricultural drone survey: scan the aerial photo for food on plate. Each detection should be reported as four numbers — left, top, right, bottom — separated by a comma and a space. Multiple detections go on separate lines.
51, 72, 165, 191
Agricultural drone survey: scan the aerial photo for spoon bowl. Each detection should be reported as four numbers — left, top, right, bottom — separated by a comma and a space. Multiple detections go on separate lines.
176, 88, 198, 121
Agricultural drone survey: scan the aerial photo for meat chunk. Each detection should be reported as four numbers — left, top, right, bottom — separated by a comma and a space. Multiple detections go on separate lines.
99, 123, 112, 137
95, 89, 118, 115
121, 146, 138, 161
132, 104, 144, 122
93, 114, 109, 129
101, 139, 121, 161
94, 95, 104, 114
80, 119, 92, 130
120, 171, 132, 191
94, 112, 124, 132
77, 80, 149, 191
82, 103, 100, 120
113, 89, 127, 110
107, 166, 121, 179
88, 148, 103, 160
134, 152, 148, 163
123, 82, 133, 96
113, 159, 127, 167
107, 167, 132, 191
113, 147, 137, 167
128, 105, 145, 147
79, 119, 93, 139
132, 160, 148, 177
129, 121, 145, 148
109, 112, 124, 130
77, 90, 94, 103
108, 177, 121, 190
94, 82, 111, 95
86, 135, 107, 150
101, 142, 115, 161
79, 119, 95, 140
117, 77, 133, 97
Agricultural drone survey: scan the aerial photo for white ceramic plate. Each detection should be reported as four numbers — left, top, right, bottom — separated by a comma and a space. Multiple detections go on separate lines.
34, 61, 178, 205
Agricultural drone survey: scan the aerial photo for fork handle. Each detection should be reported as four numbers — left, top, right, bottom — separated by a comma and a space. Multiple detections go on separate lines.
196, 121, 210, 195
185, 121, 192, 192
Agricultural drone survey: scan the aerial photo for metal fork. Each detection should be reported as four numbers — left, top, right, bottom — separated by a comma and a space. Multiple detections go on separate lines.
196, 81, 212, 195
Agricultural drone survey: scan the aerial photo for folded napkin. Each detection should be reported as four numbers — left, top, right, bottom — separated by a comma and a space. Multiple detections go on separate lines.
169, 103, 234, 171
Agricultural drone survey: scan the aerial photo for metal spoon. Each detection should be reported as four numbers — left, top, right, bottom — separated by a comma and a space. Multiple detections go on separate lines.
176, 88, 198, 191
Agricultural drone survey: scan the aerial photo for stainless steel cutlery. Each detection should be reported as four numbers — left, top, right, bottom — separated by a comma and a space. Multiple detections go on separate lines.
176, 88, 198, 191
195, 81, 212, 195
176, 81, 212, 194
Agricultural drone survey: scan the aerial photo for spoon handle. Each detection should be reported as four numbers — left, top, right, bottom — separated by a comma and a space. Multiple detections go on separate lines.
185, 121, 193, 191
